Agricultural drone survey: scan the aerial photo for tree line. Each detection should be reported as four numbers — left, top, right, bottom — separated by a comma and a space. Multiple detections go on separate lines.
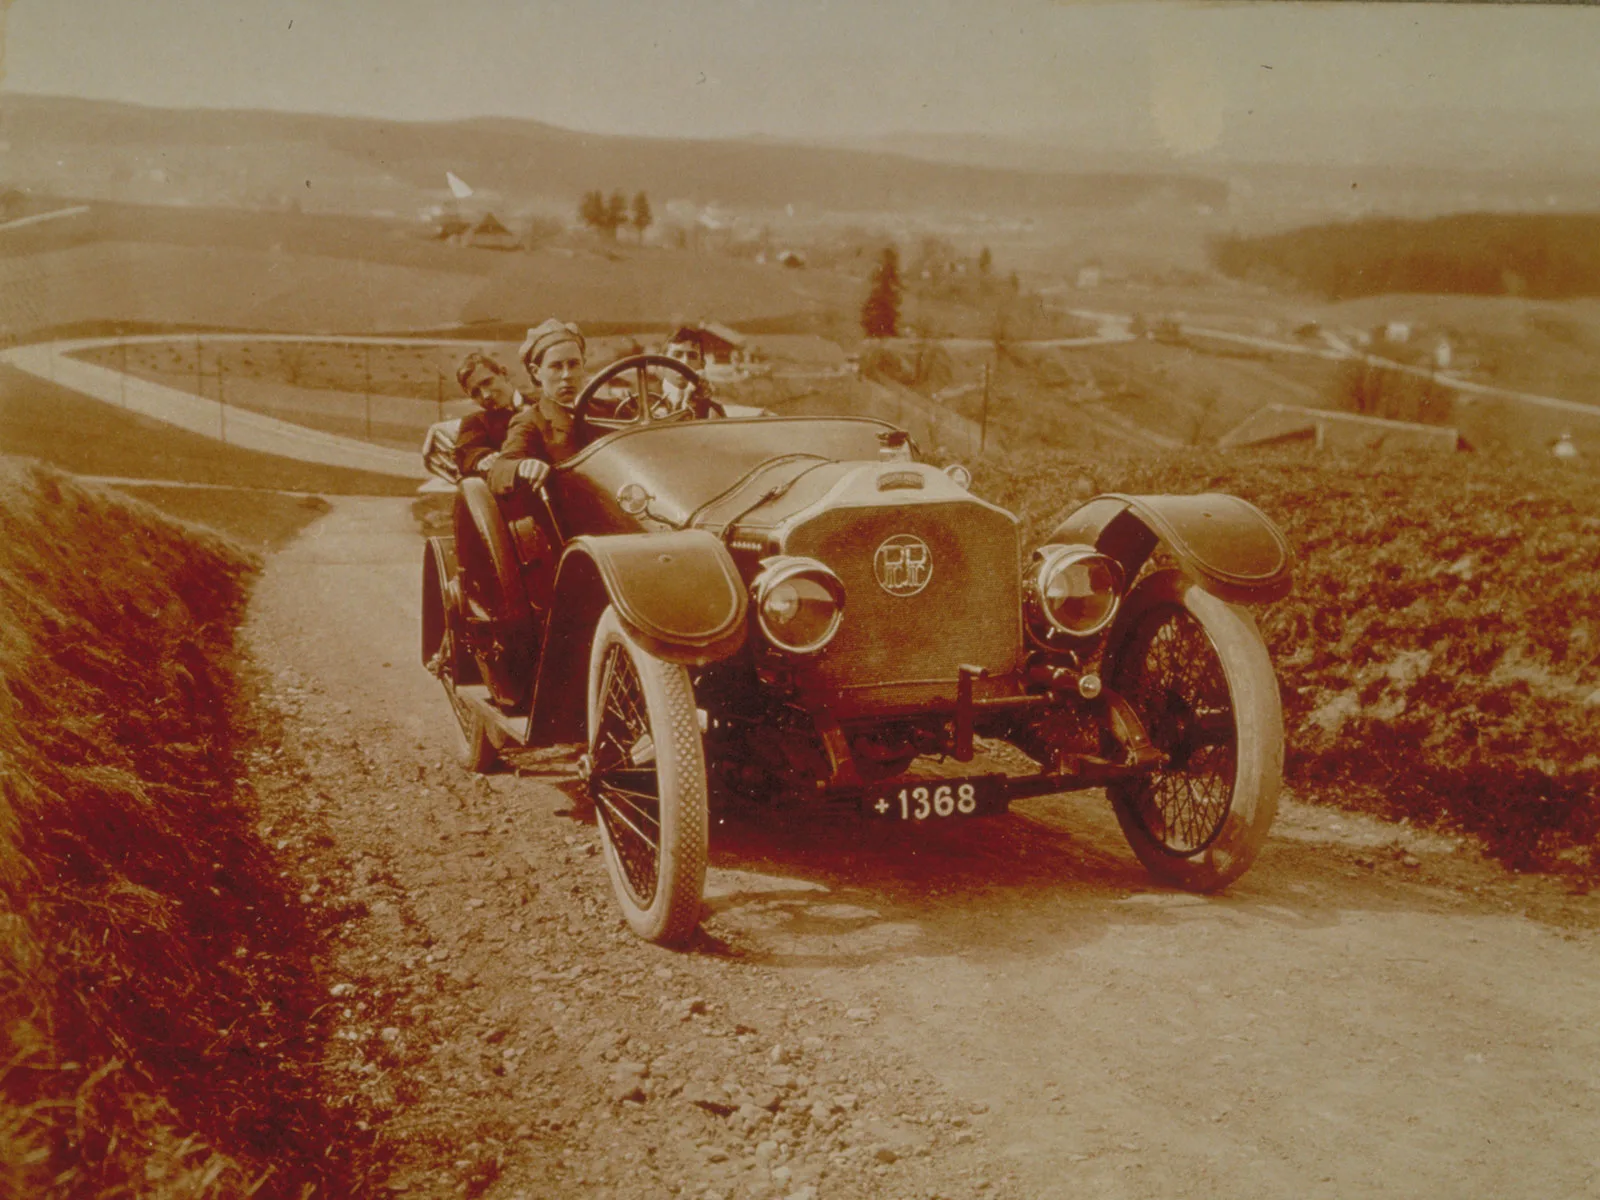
579, 190, 652, 241
1210, 213, 1600, 300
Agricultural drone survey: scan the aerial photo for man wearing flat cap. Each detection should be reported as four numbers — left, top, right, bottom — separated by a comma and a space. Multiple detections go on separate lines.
485, 318, 588, 494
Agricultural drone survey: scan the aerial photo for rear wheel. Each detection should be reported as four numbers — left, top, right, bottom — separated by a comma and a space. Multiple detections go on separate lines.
424, 537, 502, 774
1102, 570, 1282, 891
450, 693, 503, 774
585, 607, 708, 945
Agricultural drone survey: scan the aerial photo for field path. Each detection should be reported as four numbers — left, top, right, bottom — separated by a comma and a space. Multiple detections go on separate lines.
247, 496, 1600, 1200
2, 336, 429, 478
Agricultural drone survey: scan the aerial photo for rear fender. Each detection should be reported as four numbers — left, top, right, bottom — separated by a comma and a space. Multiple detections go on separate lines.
525, 530, 747, 746
1049, 492, 1291, 604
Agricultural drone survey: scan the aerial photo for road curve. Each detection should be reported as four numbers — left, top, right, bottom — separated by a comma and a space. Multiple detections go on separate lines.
2, 336, 433, 479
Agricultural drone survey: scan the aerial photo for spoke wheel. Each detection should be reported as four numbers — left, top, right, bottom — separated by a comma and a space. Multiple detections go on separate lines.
1103, 570, 1282, 891
445, 656, 501, 773
424, 539, 502, 773
586, 606, 708, 945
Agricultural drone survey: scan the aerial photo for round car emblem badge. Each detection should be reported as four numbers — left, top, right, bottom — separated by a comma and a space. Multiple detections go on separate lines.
873, 534, 932, 597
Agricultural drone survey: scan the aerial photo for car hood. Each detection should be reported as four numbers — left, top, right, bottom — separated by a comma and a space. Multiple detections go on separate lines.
549, 416, 904, 535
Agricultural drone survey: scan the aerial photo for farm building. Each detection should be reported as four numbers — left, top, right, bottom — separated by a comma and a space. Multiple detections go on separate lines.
429, 211, 470, 241
467, 213, 518, 250
1220, 404, 1466, 455
668, 321, 747, 367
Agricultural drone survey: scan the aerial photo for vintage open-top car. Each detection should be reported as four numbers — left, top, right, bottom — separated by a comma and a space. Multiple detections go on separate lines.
421, 354, 1292, 945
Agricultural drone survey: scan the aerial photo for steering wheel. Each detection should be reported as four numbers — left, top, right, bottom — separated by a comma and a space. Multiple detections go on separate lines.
571, 354, 722, 441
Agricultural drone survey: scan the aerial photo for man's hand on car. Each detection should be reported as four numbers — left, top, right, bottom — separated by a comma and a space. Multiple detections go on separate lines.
515, 459, 550, 491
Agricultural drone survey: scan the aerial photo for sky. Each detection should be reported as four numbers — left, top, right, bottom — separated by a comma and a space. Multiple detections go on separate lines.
3, 1, 1599, 157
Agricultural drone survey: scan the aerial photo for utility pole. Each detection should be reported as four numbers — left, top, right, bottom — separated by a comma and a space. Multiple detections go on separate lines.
218, 362, 227, 443
979, 360, 991, 454
118, 340, 127, 407
436, 367, 444, 424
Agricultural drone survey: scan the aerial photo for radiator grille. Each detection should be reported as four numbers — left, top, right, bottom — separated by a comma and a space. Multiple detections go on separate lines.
782, 499, 1021, 696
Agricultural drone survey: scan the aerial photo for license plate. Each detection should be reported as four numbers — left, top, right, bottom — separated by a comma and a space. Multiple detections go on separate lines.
862, 776, 1007, 821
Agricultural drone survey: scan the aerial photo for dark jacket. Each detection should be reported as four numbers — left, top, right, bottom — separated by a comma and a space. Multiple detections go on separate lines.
485, 403, 581, 493
454, 406, 513, 478
454, 393, 536, 477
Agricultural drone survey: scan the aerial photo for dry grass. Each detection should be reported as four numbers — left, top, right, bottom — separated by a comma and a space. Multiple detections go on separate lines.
108, 485, 334, 552
981, 443, 1600, 878
0, 462, 373, 1197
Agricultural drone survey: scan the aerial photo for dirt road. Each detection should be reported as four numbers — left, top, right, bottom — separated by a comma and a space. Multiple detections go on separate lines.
245, 497, 1600, 1200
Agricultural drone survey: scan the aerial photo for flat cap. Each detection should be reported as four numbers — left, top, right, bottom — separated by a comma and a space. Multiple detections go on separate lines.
520, 319, 586, 369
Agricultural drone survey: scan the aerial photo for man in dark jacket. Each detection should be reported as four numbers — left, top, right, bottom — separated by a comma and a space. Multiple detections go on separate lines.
451, 351, 530, 480
486, 318, 589, 494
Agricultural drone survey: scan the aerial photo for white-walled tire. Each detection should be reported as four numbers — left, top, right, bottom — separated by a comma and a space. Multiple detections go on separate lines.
585, 606, 708, 945
1102, 570, 1283, 891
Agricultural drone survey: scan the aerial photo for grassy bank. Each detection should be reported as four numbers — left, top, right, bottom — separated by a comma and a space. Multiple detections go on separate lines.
0, 462, 369, 1196
982, 445, 1600, 878
0, 365, 418, 496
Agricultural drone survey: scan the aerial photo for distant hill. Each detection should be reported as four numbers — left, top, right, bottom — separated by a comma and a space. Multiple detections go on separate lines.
0, 93, 1226, 219
1211, 213, 1600, 301
832, 123, 1600, 223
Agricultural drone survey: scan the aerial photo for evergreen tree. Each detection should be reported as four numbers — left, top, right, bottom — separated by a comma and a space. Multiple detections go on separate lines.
606, 191, 629, 240
861, 246, 902, 339
579, 190, 607, 235
631, 191, 653, 242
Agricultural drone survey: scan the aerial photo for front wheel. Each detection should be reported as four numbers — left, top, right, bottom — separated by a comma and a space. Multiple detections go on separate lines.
585, 607, 708, 945
1102, 570, 1283, 891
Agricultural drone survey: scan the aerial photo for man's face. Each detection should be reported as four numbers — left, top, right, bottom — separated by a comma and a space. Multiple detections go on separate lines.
666, 341, 704, 372
464, 368, 513, 411
534, 339, 585, 409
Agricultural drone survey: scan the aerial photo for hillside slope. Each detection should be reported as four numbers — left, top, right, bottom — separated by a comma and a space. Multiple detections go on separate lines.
0, 461, 369, 1197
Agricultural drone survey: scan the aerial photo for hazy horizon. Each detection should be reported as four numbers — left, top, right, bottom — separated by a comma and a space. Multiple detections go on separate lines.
4, 1, 1599, 167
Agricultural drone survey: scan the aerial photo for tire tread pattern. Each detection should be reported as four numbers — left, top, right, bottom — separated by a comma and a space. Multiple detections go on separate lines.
1104, 569, 1283, 892
588, 607, 708, 945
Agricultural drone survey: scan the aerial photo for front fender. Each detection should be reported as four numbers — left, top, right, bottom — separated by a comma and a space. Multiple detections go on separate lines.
562, 531, 749, 661
525, 530, 747, 746
1049, 492, 1292, 604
